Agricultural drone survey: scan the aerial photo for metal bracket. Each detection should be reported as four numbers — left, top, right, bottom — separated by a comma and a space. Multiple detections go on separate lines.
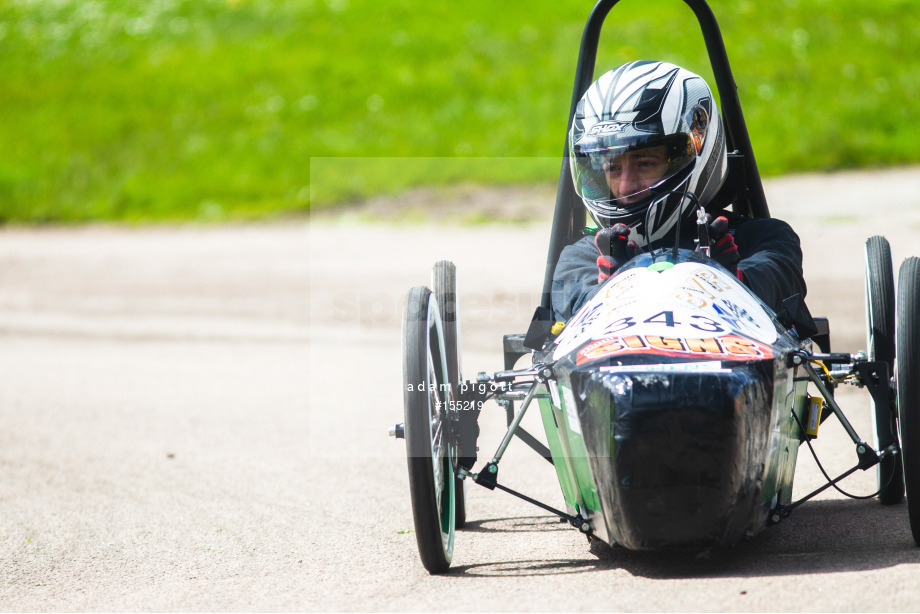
455, 380, 488, 470
855, 442, 881, 470
853, 360, 893, 414
473, 462, 499, 490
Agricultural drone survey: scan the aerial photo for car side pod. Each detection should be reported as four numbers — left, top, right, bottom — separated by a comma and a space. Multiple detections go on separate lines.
567, 360, 776, 550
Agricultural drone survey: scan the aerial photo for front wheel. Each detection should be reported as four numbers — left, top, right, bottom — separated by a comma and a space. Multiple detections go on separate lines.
896, 257, 920, 545
403, 286, 456, 572
431, 260, 467, 528
865, 236, 903, 503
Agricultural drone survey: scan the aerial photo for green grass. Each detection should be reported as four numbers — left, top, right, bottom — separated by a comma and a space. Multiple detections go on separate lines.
1, 0, 918, 222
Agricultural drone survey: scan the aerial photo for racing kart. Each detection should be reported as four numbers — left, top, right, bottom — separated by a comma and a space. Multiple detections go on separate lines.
390, 0, 920, 573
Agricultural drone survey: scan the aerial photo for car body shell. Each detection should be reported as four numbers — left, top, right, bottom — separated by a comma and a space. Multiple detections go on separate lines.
534, 249, 809, 548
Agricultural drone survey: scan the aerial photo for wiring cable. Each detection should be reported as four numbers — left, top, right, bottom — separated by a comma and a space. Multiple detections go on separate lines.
790, 407, 895, 500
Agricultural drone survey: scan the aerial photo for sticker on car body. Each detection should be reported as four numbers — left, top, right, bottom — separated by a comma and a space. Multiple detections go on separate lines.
553, 262, 778, 362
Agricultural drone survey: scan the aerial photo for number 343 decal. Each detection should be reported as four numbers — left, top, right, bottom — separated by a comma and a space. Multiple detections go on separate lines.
603, 311, 724, 334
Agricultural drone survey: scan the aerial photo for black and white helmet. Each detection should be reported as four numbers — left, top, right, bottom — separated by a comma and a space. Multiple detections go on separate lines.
569, 61, 727, 246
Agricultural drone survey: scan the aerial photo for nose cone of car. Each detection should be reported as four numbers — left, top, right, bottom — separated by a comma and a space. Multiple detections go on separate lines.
569, 361, 774, 549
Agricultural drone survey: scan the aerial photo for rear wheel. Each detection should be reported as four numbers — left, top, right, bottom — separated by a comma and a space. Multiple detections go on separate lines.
865, 236, 903, 503
403, 286, 455, 572
432, 261, 466, 528
896, 257, 920, 545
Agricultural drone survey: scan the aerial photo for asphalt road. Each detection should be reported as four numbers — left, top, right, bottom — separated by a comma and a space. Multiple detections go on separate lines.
3, 167, 920, 611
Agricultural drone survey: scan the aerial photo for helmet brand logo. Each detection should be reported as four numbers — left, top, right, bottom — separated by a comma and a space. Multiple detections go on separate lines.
589, 122, 627, 136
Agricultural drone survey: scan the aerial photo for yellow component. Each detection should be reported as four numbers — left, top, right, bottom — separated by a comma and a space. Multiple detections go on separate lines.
806, 396, 823, 438
551, 321, 565, 336
811, 359, 837, 384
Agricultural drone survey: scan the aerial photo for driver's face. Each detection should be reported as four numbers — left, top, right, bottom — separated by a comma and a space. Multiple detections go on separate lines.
603, 145, 669, 205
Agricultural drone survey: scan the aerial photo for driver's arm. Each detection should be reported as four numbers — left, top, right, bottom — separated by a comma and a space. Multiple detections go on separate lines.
551, 235, 605, 321
734, 217, 807, 313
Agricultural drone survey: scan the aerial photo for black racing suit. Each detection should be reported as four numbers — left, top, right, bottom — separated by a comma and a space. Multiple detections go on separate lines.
551, 214, 807, 322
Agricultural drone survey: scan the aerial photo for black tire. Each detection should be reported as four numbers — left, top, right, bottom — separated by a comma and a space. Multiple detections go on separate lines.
865, 236, 903, 504
403, 286, 455, 573
431, 261, 467, 528
896, 257, 920, 545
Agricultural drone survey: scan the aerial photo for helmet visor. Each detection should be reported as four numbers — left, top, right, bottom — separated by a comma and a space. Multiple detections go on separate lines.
572, 133, 695, 207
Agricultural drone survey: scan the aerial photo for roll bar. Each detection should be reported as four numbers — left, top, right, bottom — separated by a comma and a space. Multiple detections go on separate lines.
540, 0, 770, 309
